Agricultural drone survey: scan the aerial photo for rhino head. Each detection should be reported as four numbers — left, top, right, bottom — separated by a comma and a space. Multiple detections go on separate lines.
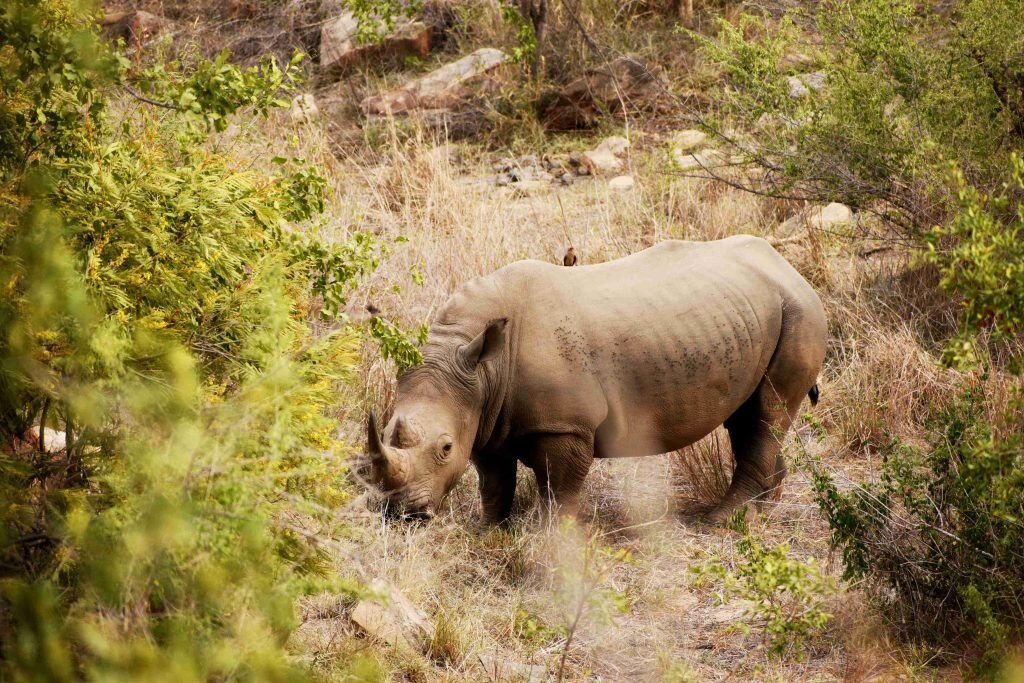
367, 318, 507, 520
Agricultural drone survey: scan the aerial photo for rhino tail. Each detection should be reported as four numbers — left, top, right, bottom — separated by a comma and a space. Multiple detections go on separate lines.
808, 383, 820, 407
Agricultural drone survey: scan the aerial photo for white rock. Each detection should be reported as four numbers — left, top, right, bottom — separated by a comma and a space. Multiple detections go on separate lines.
361, 48, 508, 115
319, 13, 359, 72
788, 71, 826, 99
787, 76, 810, 99
673, 129, 708, 152
596, 135, 630, 156
811, 202, 853, 228
672, 148, 727, 172
581, 148, 623, 175
25, 426, 67, 453
608, 175, 635, 190
350, 579, 433, 648
290, 94, 319, 123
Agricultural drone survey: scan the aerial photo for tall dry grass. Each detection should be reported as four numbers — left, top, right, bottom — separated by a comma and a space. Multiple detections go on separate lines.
267, 106, 970, 679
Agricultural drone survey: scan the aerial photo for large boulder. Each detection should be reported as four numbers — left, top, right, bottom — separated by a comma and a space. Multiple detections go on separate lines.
319, 12, 431, 76
538, 54, 667, 130
361, 48, 507, 116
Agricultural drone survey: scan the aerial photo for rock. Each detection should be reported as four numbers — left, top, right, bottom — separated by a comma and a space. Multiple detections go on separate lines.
290, 94, 319, 123
578, 136, 631, 176
351, 601, 407, 646
25, 426, 67, 454
672, 148, 727, 172
672, 129, 708, 152
362, 48, 507, 116
787, 76, 810, 99
788, 71, 826, 99
320, 12, 431, 75
100, 10, 173, 46
539, 54, 667, 130
810, 202, 853, 228
608, 175, 635, 190
559, 173, 575, 186
597, 136, 630, 156
478, 654, 547, 683
350, 579, 434, 648
581, 149, 622, 175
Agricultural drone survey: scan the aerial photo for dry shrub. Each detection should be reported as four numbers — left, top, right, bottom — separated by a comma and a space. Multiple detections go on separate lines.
824, 318, 949, 453
670, 429, 734, 515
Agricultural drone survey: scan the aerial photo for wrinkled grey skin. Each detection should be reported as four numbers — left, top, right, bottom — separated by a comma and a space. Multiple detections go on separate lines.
368, 236, 827, 524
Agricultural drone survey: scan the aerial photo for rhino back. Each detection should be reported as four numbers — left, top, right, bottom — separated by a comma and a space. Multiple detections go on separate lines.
504, 237, 819, 457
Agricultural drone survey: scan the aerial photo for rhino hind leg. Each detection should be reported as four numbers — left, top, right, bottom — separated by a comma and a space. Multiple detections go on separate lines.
522, 433, 595, 519
704, 360, 815, 528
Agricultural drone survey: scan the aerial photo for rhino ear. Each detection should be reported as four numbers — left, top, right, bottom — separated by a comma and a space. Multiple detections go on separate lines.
459, 318, 507, 370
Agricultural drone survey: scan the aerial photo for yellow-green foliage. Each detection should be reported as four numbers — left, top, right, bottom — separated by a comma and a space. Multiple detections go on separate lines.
0, 0, 375, 679
925, 156, 1024, 368
695, 0, 1024, 231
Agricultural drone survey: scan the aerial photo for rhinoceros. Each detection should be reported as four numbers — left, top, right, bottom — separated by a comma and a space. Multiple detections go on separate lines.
367, 236, 826, 524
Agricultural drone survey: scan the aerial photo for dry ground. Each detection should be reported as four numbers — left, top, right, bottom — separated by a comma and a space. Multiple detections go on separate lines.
264, 109, 968, 681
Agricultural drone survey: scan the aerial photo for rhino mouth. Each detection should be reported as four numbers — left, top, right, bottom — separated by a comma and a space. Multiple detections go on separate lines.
373, 490, 435, 523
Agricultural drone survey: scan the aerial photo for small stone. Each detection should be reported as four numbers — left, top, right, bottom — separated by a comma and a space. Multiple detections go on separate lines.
361, 48, 507, 116
788, 76, 810, 99
559, 173, 575, 186
788, 72, 826, 99
608, 175, 635, 190
581, 149, 622, 175
290, 94, 319, 123
352, 601, 407, 647
495, 174, 511, 187
803, 71, 827, 91
811, 202, 853, 228
537, 171, 554, 182
596, 135, 630, 156
673, 149, 726, 172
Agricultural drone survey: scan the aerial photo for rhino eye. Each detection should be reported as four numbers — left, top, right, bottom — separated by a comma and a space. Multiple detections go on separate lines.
442, 442, 453, 454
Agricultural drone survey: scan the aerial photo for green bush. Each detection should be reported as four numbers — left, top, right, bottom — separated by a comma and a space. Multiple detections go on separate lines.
924, 156, 1024, 369
692, 511, 835, 659
808, 383, 1024, 674
694, 0, 1023, 233
0, 0, 384, 679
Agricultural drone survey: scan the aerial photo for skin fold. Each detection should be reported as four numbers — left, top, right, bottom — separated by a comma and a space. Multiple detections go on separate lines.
367, 236, 827, 524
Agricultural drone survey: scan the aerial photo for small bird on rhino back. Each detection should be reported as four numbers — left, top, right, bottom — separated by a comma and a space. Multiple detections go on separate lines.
563, 246, 577, 266
367, 236, 826, 525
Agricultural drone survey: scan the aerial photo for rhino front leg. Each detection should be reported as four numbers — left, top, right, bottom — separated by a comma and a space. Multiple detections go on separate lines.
523, 433, 594, 518
476, 457, 518, 525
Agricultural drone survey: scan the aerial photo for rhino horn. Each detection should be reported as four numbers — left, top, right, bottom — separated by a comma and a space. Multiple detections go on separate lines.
367, 411, 408, 490
391, 415, 415, 447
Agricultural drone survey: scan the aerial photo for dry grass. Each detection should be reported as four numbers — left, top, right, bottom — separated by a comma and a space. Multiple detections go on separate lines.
86, 0, 1012, 676
250, 109, 982, 681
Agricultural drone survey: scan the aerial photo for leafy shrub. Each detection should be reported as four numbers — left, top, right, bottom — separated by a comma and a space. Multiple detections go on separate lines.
694, 0, 1024, 233
808, 383, 1024, 674
692, 511, 836, 659
0, 0, 387, 679
924, 156, 1024, 369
